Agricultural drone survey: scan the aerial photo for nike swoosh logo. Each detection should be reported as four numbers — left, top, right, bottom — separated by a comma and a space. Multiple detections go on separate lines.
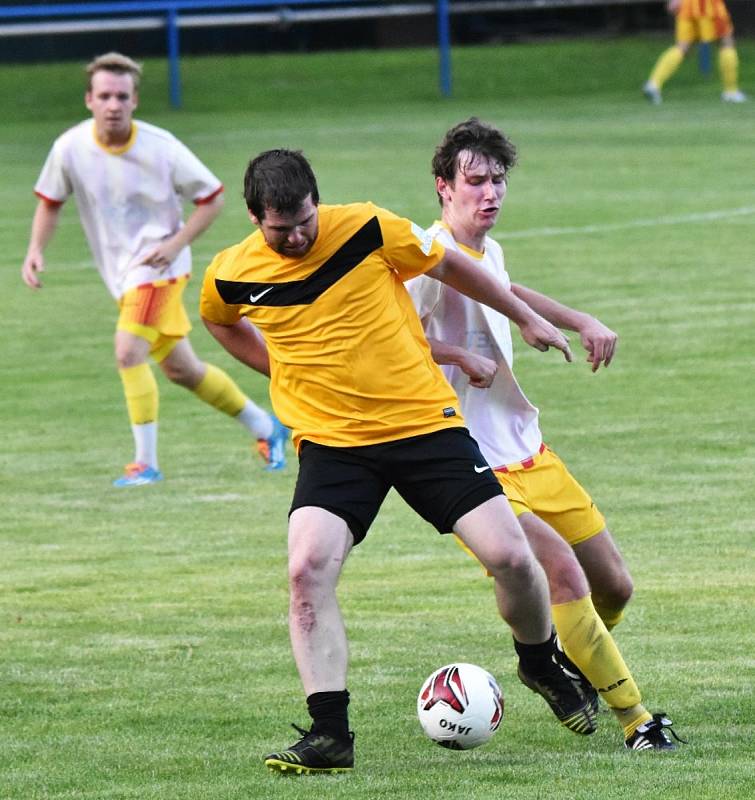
249, 286, 273, 303
474, 465, 491, 473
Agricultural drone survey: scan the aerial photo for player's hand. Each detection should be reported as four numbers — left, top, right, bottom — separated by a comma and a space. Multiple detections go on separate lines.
140, 239, 182, 272
518, 313, 572, 362
459, 352, 498, 388
22, 252, 45, 289
579, 316, 617, 372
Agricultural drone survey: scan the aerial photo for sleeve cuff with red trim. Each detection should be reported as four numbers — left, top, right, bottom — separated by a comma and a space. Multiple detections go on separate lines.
34, 190, 65, 208
194, 185, 224, 205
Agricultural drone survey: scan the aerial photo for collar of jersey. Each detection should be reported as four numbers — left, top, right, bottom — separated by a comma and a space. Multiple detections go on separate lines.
92, 121, 137, 155
437, 220, 485, 260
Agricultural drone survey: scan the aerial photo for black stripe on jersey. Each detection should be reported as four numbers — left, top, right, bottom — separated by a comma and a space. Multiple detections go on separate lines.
215, 216, 383, 307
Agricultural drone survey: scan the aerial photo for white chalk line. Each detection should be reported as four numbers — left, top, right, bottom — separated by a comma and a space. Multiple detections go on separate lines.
494, 206, 755, 240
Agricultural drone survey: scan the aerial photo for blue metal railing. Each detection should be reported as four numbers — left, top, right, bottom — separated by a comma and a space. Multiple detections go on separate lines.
0, 1, 664, 105
0, 1, 455, 104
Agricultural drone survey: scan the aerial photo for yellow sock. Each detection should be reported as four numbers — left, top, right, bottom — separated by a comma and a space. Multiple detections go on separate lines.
192, 363, 247, 416
591, 601, 624, 631
719, 46, 739, 93
552, 596, 644, 716
612, 704, 653, 739
119, 363, 158, 424
649, 46, 684, 88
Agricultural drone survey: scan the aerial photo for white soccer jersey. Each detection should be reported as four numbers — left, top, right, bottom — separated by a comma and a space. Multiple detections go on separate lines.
35, 119, 222, 300
406, 223, 542, 468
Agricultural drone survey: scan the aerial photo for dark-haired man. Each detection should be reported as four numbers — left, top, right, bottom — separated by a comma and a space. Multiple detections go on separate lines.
407, 117, 682, 750
199, 148, 596, 774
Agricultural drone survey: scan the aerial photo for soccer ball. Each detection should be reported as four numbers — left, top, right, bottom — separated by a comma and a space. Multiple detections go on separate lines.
417, 662, 503, 750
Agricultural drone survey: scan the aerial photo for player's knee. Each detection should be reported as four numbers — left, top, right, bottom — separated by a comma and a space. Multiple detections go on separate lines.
161, 359, 202, 388
288, 563, 317, 603
487, 544, 538, 582
596, 571, 634, 613
115, 345, 143, 369
288, 547, 335, 595
161, 360, 187, 384
547, 556, 590, 602
611, 571, 634, 609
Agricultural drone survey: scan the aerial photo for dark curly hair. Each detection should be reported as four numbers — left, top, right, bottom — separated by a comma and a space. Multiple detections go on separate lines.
432, 118, 517, 206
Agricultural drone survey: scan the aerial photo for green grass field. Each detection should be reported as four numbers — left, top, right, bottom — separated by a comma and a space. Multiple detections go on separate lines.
1, 36, 754, 799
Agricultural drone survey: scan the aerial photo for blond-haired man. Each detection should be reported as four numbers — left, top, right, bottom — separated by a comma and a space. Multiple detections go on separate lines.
22, 53, 286, 485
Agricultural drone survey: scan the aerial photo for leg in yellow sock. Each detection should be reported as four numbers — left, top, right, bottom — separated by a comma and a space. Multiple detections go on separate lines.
159, 339, 274, 440
119, 362, 159, 424
719, 46, 738, 93
552, 595, 652, 739
114, 328, 162, 483
590, 601, 625, 632
644, 45, 686, 103
191, 362, 274, 440
649, 46, 685, 89
192, 362, 247, 416
572, 528, 633, 631
118, 362, 159, 467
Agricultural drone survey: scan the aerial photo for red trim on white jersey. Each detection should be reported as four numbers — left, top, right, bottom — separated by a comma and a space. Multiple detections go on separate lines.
194, 185, 224, 205
34, 190, 64, 208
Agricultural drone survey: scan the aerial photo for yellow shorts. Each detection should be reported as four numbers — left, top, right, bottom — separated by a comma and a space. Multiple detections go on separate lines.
496, 444, 606, 547
454, 443, 607, 572
117, 276, 191, 363
676, 2, 733, 44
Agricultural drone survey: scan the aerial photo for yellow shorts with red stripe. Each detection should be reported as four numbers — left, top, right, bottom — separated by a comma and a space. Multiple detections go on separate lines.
117, 276, 191, 362
494, 443, 606, 546
455, 443, 606, 571
676, 0, 733, 43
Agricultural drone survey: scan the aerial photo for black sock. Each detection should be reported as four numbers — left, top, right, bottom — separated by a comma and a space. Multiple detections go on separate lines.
514, 629, 557, 675
307, 690, 350, 741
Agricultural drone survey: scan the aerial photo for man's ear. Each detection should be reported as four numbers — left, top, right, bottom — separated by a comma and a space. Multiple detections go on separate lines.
436, 176, 452, 203
248, 209, 260, 225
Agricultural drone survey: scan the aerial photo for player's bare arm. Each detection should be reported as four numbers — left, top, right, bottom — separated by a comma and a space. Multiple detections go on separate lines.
141, 192, 224, 271
202, 316, 270, 377
424, 336, 498, 388
21, 199, 62, 289
511, 283, 617, 372
427, 249, 572, 361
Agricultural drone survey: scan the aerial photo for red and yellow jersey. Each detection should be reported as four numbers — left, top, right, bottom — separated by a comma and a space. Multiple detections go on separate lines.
674, 0, 733, 41
676, 0, 729, 20
200, 202, 464, 449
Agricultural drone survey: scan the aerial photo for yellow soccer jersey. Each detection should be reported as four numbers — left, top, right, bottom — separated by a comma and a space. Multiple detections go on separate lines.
200, 202, 464, 449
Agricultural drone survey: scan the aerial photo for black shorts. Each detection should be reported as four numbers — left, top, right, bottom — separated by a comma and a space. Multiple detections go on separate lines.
289, 427, 503, 545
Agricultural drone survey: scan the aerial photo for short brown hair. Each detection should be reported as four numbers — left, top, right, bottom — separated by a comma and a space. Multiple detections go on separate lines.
85, 52, 142, 91
244, 149, 320, 221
